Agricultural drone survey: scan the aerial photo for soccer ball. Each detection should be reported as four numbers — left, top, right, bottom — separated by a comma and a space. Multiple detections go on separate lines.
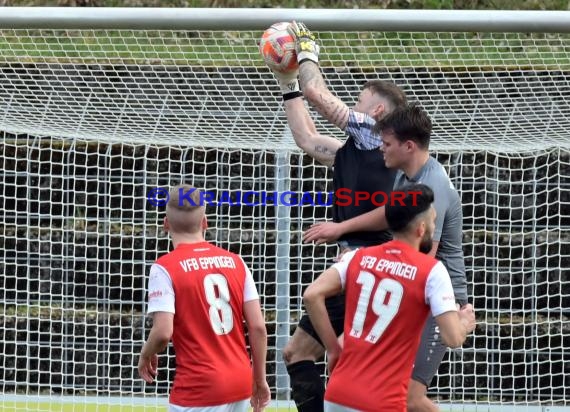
259, 22, 299, 74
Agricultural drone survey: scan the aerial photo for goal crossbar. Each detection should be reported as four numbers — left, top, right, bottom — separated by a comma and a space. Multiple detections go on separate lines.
0, 8, 569, 33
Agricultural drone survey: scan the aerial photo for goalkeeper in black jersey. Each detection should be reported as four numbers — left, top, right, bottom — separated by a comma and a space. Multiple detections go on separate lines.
267, 21, 408, 412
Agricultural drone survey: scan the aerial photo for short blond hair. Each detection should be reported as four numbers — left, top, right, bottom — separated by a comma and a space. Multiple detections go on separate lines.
166, 184, 205, 234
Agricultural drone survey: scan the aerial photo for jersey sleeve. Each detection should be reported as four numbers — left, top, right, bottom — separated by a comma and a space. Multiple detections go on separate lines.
344, 110, 382, 150
331, 249, 359, 289
239, 256, 260, 302
243, 264, 260, 302
147, 263, 175, 314
430, 173, 455, 242
425, 261, 457, 317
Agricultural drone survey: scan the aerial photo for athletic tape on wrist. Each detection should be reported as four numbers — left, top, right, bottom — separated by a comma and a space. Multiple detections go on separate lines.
298, 58, 318, 66
283, 91, 303, 101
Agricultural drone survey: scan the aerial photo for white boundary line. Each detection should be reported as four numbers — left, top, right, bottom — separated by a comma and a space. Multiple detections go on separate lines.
1, 395, 570, 411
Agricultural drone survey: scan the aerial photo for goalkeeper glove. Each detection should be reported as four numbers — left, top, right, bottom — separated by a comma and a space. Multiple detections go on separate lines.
288, 21, 320, 65
273, 69, 302, 100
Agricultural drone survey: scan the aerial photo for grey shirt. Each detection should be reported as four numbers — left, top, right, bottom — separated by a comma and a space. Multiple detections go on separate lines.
393, 157, 468, 303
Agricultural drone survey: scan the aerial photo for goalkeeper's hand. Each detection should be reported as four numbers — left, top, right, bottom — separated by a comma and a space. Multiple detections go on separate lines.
273, 68, 300, 98
288, 21, 320, 65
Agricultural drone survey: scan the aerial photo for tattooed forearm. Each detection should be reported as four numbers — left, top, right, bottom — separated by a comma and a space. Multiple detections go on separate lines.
299, 61, 326, 91
314, 145, 337, 157
329, 103, 349, 128
298, 61, 349, 130
314, 144, 337, 155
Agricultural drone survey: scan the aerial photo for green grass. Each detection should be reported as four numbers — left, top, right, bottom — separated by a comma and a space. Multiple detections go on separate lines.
0, 29, 569, 68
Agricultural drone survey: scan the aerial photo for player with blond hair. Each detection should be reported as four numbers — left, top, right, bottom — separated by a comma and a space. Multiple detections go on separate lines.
138, 185, 270, 412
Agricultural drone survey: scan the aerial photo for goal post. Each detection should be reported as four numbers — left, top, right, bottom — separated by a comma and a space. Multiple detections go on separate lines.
0, 8, 568, 411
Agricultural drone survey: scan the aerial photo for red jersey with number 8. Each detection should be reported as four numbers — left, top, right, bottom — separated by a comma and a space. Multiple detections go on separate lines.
325, 240, 457, 411
153, 242, 254, 407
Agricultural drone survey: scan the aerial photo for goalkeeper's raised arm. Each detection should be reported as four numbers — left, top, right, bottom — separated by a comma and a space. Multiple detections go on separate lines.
287, 21, 351, 131
271, 68, 342, 168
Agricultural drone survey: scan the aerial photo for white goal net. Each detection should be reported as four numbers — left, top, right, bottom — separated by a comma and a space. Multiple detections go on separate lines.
0, 9, 569, 411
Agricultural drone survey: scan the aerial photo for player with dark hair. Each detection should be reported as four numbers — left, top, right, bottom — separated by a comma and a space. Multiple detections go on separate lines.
303, 184, 476, 412
311, 102, 470, 411
268, 21, 408, 412
138, 185, 270, 412
377, 103, 469, 411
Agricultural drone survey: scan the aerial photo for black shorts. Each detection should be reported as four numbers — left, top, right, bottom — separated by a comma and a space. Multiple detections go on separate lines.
297, 293, 345, 347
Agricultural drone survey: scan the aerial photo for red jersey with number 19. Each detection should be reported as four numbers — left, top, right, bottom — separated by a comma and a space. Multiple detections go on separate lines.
325, 240, 457, 411
147, 241, 259, 407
